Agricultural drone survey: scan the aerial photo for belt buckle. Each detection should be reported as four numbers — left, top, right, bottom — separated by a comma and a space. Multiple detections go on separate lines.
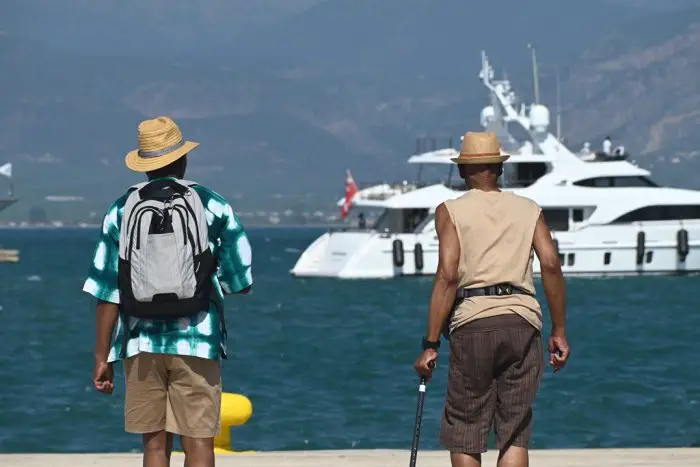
496, 284, 512, 295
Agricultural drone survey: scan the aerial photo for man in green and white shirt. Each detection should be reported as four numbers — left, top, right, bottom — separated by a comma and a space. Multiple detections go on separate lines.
83, 116, 252, 467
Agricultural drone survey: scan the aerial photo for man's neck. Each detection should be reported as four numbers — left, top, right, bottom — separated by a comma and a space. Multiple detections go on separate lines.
467, 182, 500, 192
465, 174, 500, 191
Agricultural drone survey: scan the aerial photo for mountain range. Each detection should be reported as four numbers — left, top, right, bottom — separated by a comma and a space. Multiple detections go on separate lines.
1, 1, 699, 223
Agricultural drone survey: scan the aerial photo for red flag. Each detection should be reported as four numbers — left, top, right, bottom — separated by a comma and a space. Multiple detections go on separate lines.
340, 170, 358, 219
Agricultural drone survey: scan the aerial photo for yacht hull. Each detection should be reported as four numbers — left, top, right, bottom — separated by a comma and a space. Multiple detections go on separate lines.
290, 223, 700, 279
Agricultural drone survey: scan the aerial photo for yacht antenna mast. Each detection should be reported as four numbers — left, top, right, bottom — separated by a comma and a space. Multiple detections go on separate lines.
528, 44, 540, 104
556, 65, 561, 141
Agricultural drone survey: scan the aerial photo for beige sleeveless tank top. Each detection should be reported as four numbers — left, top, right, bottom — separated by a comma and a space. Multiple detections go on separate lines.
443, 190, 543, 333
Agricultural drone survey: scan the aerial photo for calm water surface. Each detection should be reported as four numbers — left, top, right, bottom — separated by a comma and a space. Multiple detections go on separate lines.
0, 228, 698, 452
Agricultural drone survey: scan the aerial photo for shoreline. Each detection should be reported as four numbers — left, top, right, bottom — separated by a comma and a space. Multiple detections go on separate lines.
1, 448, 699, 466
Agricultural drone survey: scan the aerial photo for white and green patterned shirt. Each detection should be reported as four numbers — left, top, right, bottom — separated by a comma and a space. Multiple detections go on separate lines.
82, 178, 253, 362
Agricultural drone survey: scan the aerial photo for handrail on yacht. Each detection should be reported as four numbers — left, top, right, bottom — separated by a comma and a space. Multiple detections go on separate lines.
356, 179, 467, 188
356, 180, 423, 189
328, 226, 375, 233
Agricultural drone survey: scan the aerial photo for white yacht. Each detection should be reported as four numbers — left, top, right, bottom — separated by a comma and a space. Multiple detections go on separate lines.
291, 51, 699, 279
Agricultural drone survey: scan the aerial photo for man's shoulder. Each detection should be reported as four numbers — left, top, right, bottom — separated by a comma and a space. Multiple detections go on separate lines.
114, 190, 132, 207
190, 183, 230, 209
434, 201, 450, 220
506, 192, 541, 210
101, 191, 132, 230
444, 192, 471, 207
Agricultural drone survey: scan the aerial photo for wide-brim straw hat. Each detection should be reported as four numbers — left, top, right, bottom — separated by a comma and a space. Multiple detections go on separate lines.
125, 116, 199, 172
451, 131, 510, 164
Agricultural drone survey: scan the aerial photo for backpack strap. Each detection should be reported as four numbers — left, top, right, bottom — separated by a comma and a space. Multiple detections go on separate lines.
178, 179, 199, 187
129, 181, 149, 190
118, 183, 148, 360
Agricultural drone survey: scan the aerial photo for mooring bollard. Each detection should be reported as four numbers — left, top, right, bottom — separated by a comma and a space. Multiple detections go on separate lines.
173, 392, 254, 455
214, 392, 254, 453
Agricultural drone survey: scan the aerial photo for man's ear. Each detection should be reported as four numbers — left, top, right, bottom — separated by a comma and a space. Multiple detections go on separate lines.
457, 164, 466, 179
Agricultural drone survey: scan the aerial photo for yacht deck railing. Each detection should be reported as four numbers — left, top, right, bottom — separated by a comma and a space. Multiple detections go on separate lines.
354, 180, 467, 201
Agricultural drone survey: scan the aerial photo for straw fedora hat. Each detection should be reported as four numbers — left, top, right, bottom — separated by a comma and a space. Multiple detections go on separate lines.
451, 131, 510, 164
125, 116, 199, 172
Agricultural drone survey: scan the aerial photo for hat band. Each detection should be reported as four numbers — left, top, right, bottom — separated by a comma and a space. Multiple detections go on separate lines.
138, 140, 186, 158
459, 151, 502, 157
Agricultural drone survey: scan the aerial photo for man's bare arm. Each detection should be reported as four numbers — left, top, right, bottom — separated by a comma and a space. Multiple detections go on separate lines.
532, 213, 566, 335
425, 203, 460, 341
95, 300, 119, 363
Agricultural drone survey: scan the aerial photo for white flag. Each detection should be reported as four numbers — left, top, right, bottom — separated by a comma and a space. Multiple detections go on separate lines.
0, 163, 11, 178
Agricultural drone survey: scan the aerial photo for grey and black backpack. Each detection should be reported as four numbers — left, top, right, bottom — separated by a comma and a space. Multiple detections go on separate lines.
117, 178, 217, 335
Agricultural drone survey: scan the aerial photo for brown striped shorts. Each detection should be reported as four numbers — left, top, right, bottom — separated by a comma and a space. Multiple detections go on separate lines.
440, 314, 543, 453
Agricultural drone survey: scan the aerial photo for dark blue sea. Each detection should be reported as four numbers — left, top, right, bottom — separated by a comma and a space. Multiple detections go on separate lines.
0, 228, 698, 452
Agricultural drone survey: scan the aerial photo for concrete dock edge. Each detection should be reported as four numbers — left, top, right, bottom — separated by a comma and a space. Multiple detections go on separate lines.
1, 448, 699, 466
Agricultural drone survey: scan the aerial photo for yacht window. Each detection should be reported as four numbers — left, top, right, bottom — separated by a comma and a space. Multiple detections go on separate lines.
604, 252, 611, 265
611, 205, 700, 223
405, 208, 429, 232
414, 213, 435, 233
646, 251, 653, 263
614, 176, 658, 187
501, 162, 549, 188
572, 209, 584, 222
542, 209, 569, 231
372, 210, 389, 230
573, 176, 658, 188
567, 253, 575, 266
558, 253, 565, 266
373, 208, 430, 233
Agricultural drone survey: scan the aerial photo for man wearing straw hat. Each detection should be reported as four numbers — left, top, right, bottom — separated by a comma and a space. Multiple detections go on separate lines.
83, 116, 253, 467
414, 131, 569, 467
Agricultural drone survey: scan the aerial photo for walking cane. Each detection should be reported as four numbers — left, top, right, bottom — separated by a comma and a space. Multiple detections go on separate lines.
409, 360, 436, 467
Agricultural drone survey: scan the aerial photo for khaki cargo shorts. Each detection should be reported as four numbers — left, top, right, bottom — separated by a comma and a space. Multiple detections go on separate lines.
123, 352, 222, 438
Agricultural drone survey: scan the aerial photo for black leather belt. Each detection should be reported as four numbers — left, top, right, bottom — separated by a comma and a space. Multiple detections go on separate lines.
443, 283, 534, 341
457, 283, 533, 298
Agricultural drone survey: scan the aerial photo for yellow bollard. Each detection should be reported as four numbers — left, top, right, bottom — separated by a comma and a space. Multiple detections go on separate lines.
214, 393, 255, 454
173, 392, 255, 455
